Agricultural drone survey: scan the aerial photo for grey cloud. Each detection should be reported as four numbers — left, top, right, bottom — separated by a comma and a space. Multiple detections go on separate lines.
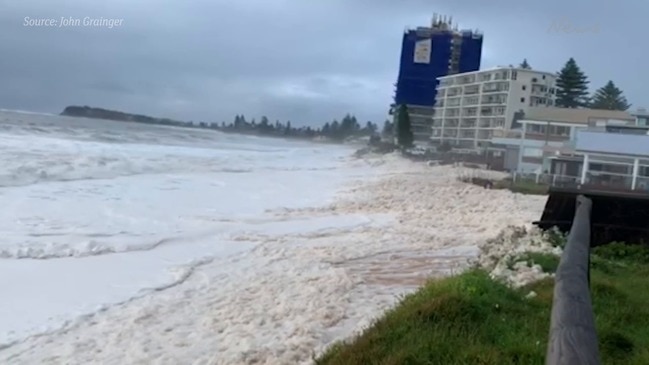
0, 0, 646, 126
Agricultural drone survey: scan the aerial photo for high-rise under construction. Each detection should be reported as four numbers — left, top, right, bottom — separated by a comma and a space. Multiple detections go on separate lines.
393, 14, 483, 142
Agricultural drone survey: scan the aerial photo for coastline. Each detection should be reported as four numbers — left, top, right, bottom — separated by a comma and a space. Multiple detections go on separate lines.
59, 106, 379, 147
0, 152, 547, 364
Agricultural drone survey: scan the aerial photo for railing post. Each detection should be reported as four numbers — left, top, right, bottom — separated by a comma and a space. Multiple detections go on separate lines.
546, 195, 599, 365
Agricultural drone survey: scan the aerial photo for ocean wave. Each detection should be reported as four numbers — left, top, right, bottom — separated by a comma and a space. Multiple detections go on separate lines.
0, 109, 56, 117
0, 236, 179, 260
0, 149, 342, 187
0, 153, 258, 187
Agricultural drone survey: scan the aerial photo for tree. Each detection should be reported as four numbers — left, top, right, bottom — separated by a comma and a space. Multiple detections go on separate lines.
395, 104, 414, 148
350, 115, 360, 133
259, 116, 270, 133
322, 122, 331, 136
233, 115, 241, 129
364, 121, 377, 135
590, 81, 631, 111
330, 120, 341, 140
382, 119, 393, 136
519, 59, 531, 69
555, 58, 590, 108
340, 115, 352, 136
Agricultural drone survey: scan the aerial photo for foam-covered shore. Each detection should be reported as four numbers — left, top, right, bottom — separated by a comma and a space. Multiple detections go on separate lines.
0, 153, 549, 365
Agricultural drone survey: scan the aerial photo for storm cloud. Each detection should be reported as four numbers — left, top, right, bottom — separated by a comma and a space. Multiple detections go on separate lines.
0, 0, 645, 126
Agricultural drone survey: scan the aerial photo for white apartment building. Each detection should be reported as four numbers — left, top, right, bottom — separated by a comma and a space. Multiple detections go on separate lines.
431, 67, 557, 148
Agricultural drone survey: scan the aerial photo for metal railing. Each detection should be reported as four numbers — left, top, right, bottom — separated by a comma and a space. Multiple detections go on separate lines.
511, 172, 581, 187
546, 195, 600, 364
510, 172, 649, 194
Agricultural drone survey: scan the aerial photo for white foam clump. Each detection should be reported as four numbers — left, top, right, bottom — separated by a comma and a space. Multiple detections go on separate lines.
1, 241, 120, 259
478, 225, 563, 288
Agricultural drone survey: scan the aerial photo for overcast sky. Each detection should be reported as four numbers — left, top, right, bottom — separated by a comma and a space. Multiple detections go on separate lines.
0, 0, 645, 126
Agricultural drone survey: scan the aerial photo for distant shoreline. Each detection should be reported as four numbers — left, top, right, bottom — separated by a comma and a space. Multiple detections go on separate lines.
61, 106, 193, 128
60, 106, 379, 146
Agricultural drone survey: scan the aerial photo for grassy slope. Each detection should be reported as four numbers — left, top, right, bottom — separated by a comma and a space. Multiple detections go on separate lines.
316, 243, 649, 365
494, 179, 548, 195
458, 174, 548, 195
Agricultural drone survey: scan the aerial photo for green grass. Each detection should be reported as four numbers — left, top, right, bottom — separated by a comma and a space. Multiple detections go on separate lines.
457, 175, 548, 195
494, 179, 548, 195
315, 243, 649, 365
507, 252, 560, 273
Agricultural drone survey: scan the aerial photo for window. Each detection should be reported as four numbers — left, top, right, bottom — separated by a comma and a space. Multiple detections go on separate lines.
551, 126, 570, 136
511, 71, 517, 80
532, 77, 538, 82
523, 147, 543, 157
464, 96, 479, 105
522, 85, 526, 90
521, 97, 525, 103
528, 124, 544, 133
589, 163, 603, 171
542, 75, 546, 80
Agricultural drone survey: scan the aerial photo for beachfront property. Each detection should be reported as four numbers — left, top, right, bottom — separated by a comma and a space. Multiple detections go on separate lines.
547, 126, 649, 192
430, 66, 557, 149
490, 107, 636, 173
631, 107, 649, 127
391, 14, 483, 142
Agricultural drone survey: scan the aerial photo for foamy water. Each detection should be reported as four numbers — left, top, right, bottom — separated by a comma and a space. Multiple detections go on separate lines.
0, 110, 549, 364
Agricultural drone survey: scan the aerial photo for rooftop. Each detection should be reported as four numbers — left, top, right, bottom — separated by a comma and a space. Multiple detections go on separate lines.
437, 66, 556, 80
631, 108, 649, 117
406, 13, 481, 37
524, 107, 635, 125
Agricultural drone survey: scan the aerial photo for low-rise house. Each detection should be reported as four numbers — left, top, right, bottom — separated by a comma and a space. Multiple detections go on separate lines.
548, 126, 649, 192
491, 107, 635, 172
631, 107, 649, 127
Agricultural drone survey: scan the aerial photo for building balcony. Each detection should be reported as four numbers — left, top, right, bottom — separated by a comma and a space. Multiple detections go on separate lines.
482, 89, 508, 94
481, 99, 506, 105
478, 120, 492, 128
461, 118, 477, 128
